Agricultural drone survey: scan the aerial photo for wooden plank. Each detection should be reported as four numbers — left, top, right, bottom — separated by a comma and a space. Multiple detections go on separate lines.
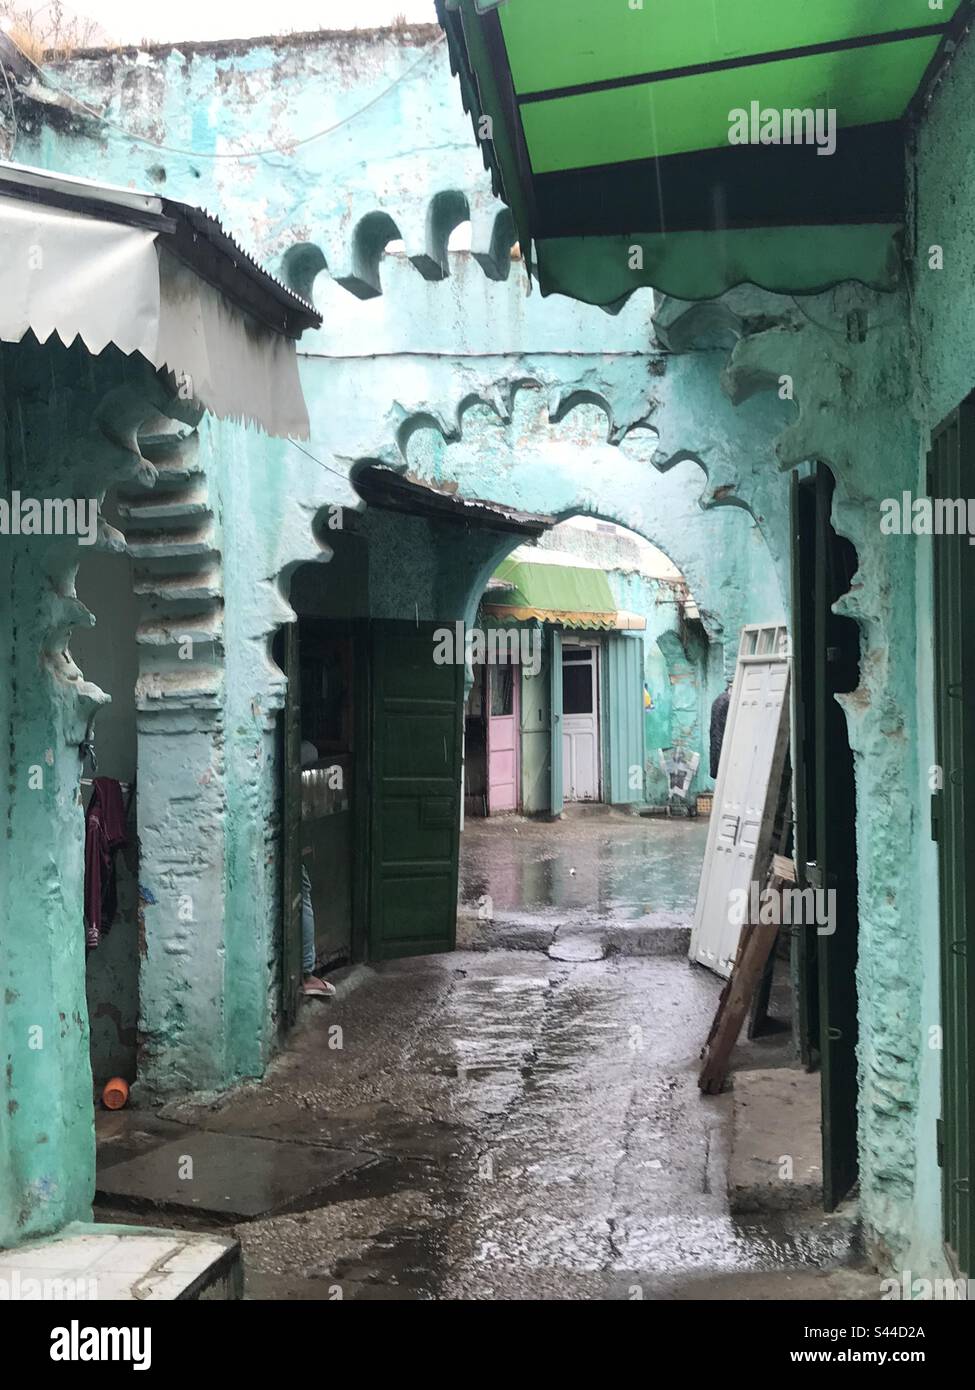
772, 854, 797, 883
699, 878, 786, 1095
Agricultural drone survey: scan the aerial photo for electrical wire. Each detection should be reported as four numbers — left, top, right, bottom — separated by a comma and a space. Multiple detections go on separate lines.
287, 435, 354, 483
3, 28, 446, 161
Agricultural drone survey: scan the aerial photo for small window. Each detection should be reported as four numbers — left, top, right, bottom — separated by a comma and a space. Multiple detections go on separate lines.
563, 660, 594, 714
490, 665, 514, 717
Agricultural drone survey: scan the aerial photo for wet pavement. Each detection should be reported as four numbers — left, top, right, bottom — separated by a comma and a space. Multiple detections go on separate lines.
458, 809, 711, 959
460, 807, 709, 924
96, 948, 874, 1300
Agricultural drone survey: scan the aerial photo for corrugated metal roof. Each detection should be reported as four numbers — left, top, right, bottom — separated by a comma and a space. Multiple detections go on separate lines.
0, 161, 321, 337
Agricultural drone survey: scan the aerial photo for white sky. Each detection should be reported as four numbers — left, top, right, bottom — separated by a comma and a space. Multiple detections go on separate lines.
53, 0, 436, 46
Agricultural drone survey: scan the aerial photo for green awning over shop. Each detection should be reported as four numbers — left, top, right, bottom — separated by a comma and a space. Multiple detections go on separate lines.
486, 558, 645, 630
438, 0, 970, 303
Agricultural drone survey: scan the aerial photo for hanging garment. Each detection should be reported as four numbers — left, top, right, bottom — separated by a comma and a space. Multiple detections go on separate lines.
84, 778, 128, 950
710, 687, 732, 778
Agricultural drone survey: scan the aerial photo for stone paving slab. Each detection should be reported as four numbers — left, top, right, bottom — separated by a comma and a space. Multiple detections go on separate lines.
730, 1067, 824, 1211
97, 1132, 375, 1220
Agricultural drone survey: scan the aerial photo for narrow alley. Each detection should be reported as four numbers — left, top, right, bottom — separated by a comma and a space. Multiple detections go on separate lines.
94, 815, 873, 1301
3, 0, 975, 1350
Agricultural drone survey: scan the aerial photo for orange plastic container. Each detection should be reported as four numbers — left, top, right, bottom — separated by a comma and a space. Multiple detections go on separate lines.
102, 1077, 129, 1110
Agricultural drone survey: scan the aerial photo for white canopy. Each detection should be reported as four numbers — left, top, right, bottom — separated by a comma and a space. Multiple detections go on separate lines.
0, 163, 318, 439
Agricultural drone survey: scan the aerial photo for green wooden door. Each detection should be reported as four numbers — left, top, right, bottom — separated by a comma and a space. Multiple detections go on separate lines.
368, 620, 463, 960
792, 464, 861, 1211
930, 397, 975, 1276
550, 627, 564, 816
280, 620, 303, 1027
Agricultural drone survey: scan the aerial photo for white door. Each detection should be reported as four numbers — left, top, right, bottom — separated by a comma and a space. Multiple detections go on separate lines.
690, 624, 790, 977
561, 645, 599, 801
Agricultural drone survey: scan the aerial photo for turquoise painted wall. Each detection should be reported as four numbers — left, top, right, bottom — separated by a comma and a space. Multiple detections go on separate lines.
17, 25, 965, 1280
899, 27, 975, 1281
9, 30, 788, 1109
0, 339, 168, 1246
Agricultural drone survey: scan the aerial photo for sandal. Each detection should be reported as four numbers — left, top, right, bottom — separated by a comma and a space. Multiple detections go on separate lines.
302, 973, 336, 997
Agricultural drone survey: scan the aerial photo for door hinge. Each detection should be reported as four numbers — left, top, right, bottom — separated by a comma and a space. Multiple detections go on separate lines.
937, 1117, 944, 1169
931, 792, 942, 843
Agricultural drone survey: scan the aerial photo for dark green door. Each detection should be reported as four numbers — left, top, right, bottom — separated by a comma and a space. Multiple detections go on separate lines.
280, 620, 303, 1026
791, 472, 820, 1070
930, 396, 975, 1276
368, 620, 463, 960
792, 464, 861, 1211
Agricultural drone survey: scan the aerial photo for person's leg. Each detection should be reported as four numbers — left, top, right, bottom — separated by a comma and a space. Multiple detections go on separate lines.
301, 863, 316, 975
301, 863, 335, 996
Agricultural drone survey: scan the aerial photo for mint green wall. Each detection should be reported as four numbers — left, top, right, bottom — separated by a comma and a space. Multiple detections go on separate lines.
7, 31, 785, 1100
899, 28, 975, 1281
11, 23, 970, 1278
0, 340, 174, 1247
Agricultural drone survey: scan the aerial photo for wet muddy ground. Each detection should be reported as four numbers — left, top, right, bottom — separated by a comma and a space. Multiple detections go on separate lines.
95, 815, 877, 1299
460, 806, 709, 925
98, 950, 872, 1298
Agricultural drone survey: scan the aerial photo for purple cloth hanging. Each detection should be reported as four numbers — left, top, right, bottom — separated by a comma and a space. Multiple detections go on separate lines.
84, 778, 128, 950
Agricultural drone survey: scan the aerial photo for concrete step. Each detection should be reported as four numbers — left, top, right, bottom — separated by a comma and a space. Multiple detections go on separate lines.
126, 528, 219, 561
136, 612, 223, 647
729, 1067, 827, 1213
456, 906, 691, 958
0, 1222, 242, 1300
132, 568, 222, 603
118, 494, 211, 527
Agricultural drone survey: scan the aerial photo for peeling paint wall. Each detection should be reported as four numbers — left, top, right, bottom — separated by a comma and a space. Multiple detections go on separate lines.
901, 29, 975, 1279
3, 17, 973, 1277
8, 29, 788, 1112
0, 340, 179, 1246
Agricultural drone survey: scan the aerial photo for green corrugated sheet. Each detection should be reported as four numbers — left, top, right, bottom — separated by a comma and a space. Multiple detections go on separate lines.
492, 559, 616, 618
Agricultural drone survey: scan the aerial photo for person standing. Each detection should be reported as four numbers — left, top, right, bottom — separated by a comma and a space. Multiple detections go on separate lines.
709, 681, 733, 780
300, 738, 335, 998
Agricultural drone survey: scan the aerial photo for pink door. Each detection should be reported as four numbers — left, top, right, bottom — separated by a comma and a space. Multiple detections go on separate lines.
487, 663, 519, 813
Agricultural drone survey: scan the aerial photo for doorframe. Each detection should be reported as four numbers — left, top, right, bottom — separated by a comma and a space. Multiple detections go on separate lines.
929, 393, 975, 1277
561, 634, 602, 802
279, 619, 303, 1029
790, 462, 861, 1213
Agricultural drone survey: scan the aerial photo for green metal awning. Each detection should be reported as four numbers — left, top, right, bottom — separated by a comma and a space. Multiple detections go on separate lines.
485, 558, 645, 630
439, 0, 972, 303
